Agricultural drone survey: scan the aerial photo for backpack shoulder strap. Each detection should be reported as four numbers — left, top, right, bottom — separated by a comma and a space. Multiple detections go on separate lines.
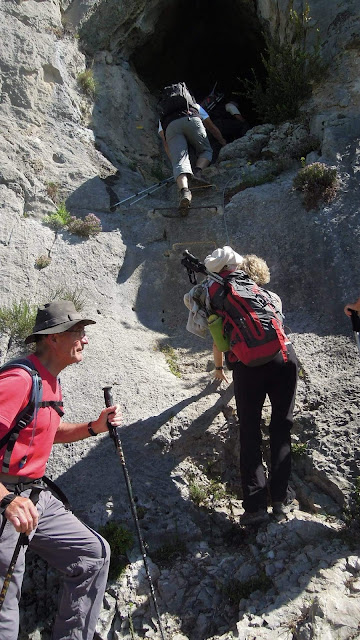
0, 359, 43, 472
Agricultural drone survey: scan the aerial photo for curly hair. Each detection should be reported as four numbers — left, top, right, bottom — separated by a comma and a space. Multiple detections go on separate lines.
241, 254, 270, 286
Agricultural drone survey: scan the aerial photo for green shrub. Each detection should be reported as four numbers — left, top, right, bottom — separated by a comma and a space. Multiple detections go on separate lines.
98, 521, 133, 580
48, 287, 85, 312
293, 162, 338, 209
241, 3, 324, 124
188, 481, 207, 506
35, 255, 52, 270
67, 213, 102, 237
0, 300, 37, 343
43, 202, 71, 230
77, 69, 97, 98
291, 442, 308, 458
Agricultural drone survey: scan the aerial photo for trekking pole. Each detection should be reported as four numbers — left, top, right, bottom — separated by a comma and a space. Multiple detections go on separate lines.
350, 310, 360, 356
103, 387, 166, 640
110, 177, 174, 210
129, 177, 174, 206
0, 533, 27, 612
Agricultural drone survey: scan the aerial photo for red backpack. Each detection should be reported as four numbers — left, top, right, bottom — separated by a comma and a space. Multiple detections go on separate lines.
208, 271, 288, 367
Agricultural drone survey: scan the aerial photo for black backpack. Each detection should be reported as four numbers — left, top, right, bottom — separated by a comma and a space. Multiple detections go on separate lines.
158, 82, 198, 120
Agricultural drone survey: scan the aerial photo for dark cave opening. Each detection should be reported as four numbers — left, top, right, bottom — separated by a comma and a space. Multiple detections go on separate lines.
130, 0, 267, 125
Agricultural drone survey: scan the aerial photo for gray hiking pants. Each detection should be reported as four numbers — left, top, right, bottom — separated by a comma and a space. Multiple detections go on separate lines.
0, 486, 110, 640
165, 116, 213, 179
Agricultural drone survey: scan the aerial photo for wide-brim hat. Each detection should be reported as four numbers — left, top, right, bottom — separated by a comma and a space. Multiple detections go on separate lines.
25, 299, 96, 344
204, 246, 243, 273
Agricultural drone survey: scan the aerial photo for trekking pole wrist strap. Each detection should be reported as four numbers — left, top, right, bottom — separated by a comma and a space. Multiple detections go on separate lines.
0, 493, 17, 513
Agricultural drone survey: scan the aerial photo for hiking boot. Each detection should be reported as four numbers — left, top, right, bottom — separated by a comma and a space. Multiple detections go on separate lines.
179, 188, 192, 210
239, 509, 269, 526
272, 498, 299, 516
189, 170, 211, 187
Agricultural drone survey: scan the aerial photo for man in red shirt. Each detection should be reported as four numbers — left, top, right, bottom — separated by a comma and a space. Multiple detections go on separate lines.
0, 300, 122, 640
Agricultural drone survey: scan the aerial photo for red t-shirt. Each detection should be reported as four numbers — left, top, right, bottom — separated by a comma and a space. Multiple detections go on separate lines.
0, 354, 62, 478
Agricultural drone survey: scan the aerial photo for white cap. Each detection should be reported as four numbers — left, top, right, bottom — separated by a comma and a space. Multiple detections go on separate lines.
204, 246, 243, 273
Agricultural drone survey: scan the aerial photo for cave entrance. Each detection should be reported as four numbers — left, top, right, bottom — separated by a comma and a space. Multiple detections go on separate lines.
130, 0, 266, 125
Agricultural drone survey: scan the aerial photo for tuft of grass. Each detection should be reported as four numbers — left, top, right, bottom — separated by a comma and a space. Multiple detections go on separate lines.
188, 474, 228, 507
222, 571, 272, 604
48, 287, 85, 312
67, 213, 102, 237
77, 69, 97, 98
159, 344, 181, 378
240, 3, 324, 124
188, 481, 208, 506
151, 537, 187, 567
0, 300, 37, 343
35, 255, 52, 270
293, 162, 338, 209
43, 202, 71, 230
98, 521, 133, 580
291, 442, 308, 458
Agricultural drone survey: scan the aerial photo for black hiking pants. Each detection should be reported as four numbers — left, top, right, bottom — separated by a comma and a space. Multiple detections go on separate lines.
232, 344, 298, 513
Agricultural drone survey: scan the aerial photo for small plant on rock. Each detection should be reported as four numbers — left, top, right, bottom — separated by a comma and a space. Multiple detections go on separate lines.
151, 536, 187, 567
222, 570, 272, 604
43, 202, 71, 230
77, 69, 97, 98
291, 442, 308, 458
48, 287, 85, 312
35, 255, 52, 270
158, 344, 181, 378
67, 213, 102, 237
0, 300, 37, 344
188, 481, 207, 506
293, 162, 338, 209
98, 521, 133, 580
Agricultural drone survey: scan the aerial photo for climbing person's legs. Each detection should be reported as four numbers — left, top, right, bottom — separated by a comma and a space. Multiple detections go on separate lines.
233, 363, 268, 515
184, 117, 213, 184
165, 118, 193, 209
266, 345, 298, 508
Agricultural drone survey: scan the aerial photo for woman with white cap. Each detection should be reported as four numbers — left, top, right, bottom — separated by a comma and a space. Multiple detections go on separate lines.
204, 247, 298, 526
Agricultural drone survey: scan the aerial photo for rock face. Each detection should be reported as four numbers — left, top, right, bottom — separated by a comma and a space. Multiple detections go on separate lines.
0, 1, 360, 639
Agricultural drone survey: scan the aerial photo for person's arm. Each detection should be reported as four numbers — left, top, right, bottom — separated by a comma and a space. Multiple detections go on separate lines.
213, 343, 229, 383
203, 118, 227, 147
344, 297, 360, 317
54, 405, 122, 443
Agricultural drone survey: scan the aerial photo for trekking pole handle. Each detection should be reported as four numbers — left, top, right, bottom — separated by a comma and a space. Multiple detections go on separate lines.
350, 309, 360, 332
102, 386, 115, 437
103, 386, 113, 408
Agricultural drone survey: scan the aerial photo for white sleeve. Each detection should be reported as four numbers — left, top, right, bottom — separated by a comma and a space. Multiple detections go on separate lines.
158, 120, 163, 133
225, 102, 241, 116
198, 105, 209, 120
